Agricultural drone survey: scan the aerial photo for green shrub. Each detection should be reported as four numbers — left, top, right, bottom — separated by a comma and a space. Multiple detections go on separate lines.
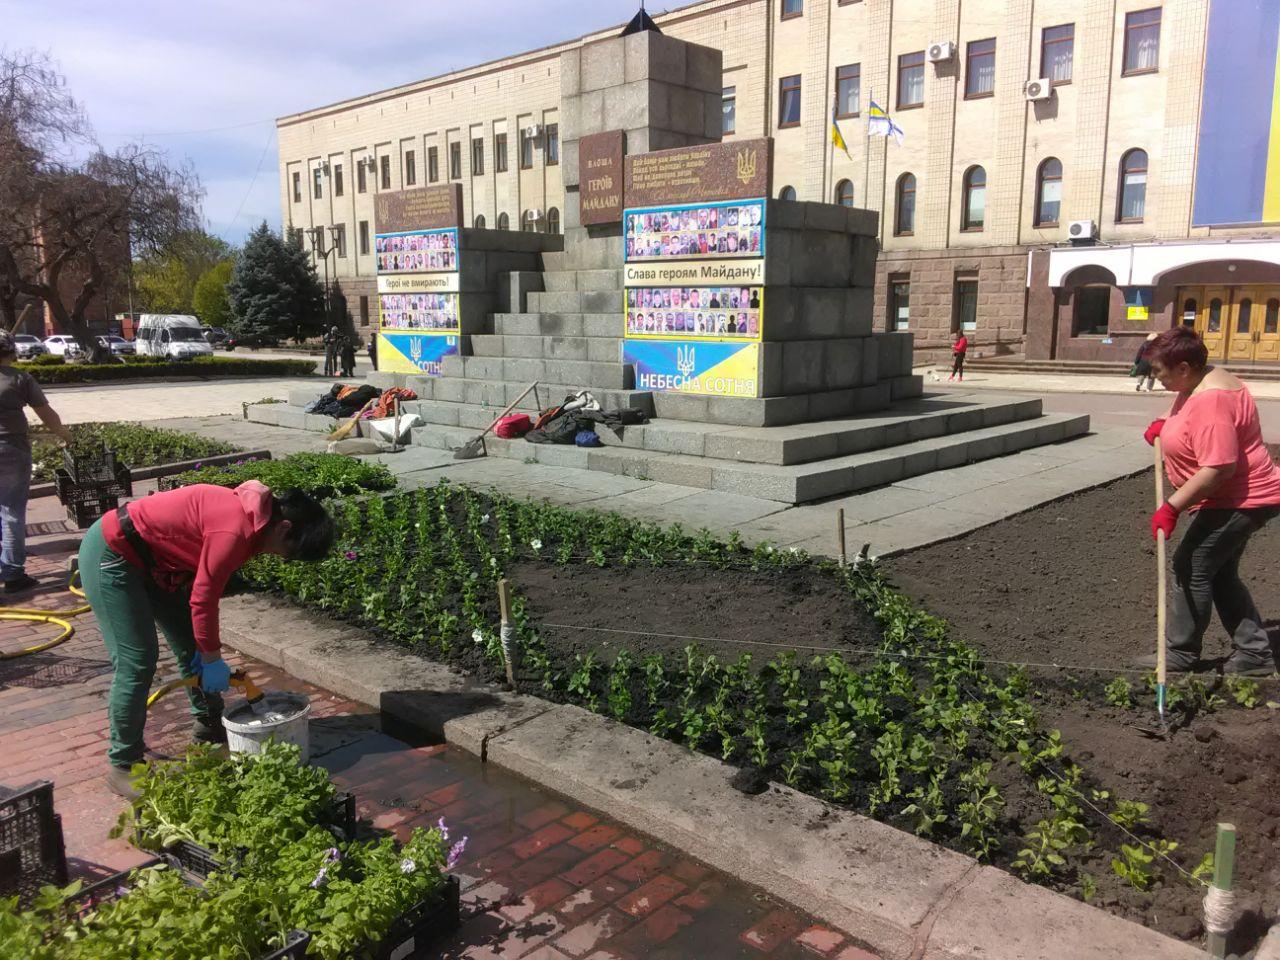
163, 452, 395, 499
16, 356, 316, 383
25, 353, 66, 366
31, 423, 239, 483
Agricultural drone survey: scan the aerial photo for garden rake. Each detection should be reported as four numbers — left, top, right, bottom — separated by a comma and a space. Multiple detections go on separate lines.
453, 381, 539, 460
1139, 436, 1172, 741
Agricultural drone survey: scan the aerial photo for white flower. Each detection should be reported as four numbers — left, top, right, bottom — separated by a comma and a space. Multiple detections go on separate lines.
530, 539, 543, 551
399, 858, 416, 874
471, 629, 485, 645
481, 514, 490, 523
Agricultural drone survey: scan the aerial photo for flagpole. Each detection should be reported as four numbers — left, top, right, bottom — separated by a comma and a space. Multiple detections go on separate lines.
864, 88, 871, 214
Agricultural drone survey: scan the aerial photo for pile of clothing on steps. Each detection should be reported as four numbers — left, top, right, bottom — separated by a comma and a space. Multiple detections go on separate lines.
304, 383, 416, 418
494, 391, 648, 447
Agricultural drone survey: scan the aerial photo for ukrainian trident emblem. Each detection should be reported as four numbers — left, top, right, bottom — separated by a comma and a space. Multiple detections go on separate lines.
409, 336, 424, 370
736, 148, 757, 186
676, 344, 696, 381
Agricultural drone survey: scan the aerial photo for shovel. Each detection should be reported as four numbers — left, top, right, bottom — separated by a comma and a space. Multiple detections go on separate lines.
1139, 436, 1172, 740
453, 381, 539, 460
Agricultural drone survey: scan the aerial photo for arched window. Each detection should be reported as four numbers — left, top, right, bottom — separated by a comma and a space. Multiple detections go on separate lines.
895, 173, 916, 236
1267, 298, 1279, 335
1208, 297, 1223, 333
834, 179, 854, 207
1237, 298, 1253, 335
1181, 297, 1198, 327
1035, 158, 1062, 227
962, 166, 986, 231
474, 214, 486, 229
546, 207, 560, 234
521, 210, 537, 232
497, 212, 510, 230
778, 185, 797, 201
1118, 149, 1148, 222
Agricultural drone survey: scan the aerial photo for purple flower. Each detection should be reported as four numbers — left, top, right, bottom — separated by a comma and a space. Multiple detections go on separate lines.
446, 836, 468, 871
310, 866, 329, 888
194, 462, 203, 470
344, 550, 358, 561
436, 817, 449, 841
324, 847, 341, 863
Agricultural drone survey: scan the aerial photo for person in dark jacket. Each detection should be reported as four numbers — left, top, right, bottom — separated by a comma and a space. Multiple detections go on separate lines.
339, 338, 357, 377
1131, 332, 1158, 392
368, 334, 378, 371
322, 326, 340, 377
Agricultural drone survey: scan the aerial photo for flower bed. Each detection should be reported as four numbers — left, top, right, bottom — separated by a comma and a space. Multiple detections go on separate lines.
159, 452, 396, 499
17, 356, 317, 384
238, 481, 1218, 941
32, 423, 239, 484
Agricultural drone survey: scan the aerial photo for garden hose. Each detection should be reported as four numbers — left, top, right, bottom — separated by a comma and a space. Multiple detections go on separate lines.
145, 670, 266, 711
0, 568, 92, 660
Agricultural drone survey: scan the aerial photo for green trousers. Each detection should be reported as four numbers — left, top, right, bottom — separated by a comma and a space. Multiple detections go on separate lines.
79, 519, 222, 767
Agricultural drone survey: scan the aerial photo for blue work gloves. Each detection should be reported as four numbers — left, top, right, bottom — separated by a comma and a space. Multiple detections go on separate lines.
189, 653, 232, 693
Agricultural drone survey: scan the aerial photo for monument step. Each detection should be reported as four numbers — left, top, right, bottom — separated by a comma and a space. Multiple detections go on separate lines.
471, 334, 623, 364
494, 313, 623, 338
527, 289, 621, 314
439, 355, 634, 390
644, 376, 924, 427
404, 375, 654, 416
406, 412, 1092, 504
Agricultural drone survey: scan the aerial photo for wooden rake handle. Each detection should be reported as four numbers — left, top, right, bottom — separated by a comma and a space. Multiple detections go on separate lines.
1154, 436, 1167, 691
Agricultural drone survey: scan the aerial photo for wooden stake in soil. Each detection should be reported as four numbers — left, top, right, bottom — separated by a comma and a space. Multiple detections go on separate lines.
837, 509, 847, 567
1205, 822, 1238, 958
497, 578, 517, 691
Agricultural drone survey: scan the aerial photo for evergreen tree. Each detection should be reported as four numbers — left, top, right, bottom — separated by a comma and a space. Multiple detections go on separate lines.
226, 222, 324, 343
192, 259, 234, 328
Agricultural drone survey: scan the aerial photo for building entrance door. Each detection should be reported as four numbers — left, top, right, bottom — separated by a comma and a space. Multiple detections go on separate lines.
1255, 292, 1280, 362
1226, 288, 1259, 363
1196, 286, 1229, 360
1176, 286, 1280, 362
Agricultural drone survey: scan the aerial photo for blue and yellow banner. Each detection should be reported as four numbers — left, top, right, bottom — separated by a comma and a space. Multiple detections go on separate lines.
1193, 0, 1280, 225
377, 332, 459, 376
623, 340, 760, 398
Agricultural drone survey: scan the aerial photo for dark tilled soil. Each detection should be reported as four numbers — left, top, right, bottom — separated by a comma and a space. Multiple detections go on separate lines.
508, 561, 881, 667
888, 470, 1280, 946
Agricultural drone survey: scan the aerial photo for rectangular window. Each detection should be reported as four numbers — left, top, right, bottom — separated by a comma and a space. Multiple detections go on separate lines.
495, 133, 509, 172
359, 295, 369, 328
1074, 286, 1112, 336
379, 155, 390, 190
428, 146, 439, 183
404, 150, 416, 186
722, 86, 736, 134
449, 142, 462, 180
897, 52, 925, 109
333, 163, 344, 197
955, 279, 978, 332
313, 167, 323, 200
835, 64, 860, 118
1041, 24, 1074, 84
965, 39, 996, 98
890, 279, 911, 331
334, 224, 347, 258
782, 0, 803, 18
358, 220, 369, 255
471, 138, 484, 176
520, 129, 534, 169
357, 161, 367, 194
779, 74, 802, 128
545, 124, 559, 166
1123, 8, 1161, 75
292, 171, 301, 203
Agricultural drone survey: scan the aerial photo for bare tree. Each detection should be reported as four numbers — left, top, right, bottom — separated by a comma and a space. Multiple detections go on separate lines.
0, 50, 203, 361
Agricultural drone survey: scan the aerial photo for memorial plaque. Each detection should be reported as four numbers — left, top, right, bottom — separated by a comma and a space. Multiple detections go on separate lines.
375, 183, 463, 233
625, 138, 772, 207
579, 130, 625, 225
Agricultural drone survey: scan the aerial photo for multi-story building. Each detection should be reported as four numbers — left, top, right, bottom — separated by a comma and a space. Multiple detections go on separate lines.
277, 0, 1280, 366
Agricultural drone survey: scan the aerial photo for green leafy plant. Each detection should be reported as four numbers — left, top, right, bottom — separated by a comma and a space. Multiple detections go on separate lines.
607, 651, 634, 721
164, 452, 395, 499
31, 422, 239, 483
567, 652, 600, 713
17, 355, 316, 385
1111, 843, 1157, 891
1189, 851, 1214, 885
1013, 818, 1072, 880
1080, 873, 1097, 903
1104, 676, 1133, 709
1225, 676, 1261, 709
1110, 799, 1150, 832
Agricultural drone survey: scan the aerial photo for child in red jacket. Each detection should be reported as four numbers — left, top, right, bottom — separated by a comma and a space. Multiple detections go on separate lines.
949, 331, 969, 382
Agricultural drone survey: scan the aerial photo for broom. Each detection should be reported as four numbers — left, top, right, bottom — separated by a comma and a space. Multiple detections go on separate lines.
328, 398, 376, 442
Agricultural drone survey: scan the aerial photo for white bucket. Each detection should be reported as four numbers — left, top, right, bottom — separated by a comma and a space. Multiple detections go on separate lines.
222, 692, 312, 763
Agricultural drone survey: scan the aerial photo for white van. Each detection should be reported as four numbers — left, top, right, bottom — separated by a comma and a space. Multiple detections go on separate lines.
135, 315, 214, 360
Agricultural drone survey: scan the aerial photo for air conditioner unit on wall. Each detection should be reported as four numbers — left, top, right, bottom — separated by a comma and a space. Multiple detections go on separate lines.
526, 208, 544, 221
523, 124, 543, 140
927, 41, 956, 63
1024, 78, 1052, 102
1068, 219, 1098, 243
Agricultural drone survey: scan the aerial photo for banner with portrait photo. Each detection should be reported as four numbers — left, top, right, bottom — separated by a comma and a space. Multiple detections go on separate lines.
376, 332, 460, 376
623, 339, 760, 398
378, 292, 459, 333
624, 199, 766, 263
374, 227, 459, 274
625, 285, 762, 341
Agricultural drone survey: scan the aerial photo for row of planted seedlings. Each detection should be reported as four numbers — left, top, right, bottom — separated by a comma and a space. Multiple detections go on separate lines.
3, 743, 464, 960
244, 482, 1213, 909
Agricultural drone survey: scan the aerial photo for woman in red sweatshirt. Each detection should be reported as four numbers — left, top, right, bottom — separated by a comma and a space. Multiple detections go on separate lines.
78, 481, 334, 798
948, 330, 969, 382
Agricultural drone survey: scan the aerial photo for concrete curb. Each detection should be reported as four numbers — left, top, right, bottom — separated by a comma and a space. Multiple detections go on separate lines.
221, 595, 1207, 960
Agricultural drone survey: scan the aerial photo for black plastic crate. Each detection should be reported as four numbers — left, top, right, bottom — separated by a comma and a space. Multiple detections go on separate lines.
62, 444, 119, 484
66, 494, 119, 529
53, 464, 132, 504
0, 781, 69, 907
371, 875, 461, 960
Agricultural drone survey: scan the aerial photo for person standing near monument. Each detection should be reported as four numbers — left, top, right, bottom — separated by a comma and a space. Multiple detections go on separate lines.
368, 333, 378, 371
949, 330, 969, 382
323, 325, 340, 377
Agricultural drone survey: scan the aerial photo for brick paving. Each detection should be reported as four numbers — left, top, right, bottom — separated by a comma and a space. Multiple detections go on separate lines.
0, 499, 883, 959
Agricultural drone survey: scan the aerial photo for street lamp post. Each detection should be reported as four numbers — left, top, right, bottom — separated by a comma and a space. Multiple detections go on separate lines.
307, 225, 344, 340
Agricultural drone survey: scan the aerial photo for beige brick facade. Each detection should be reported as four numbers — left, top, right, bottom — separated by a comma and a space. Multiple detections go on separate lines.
278, 0, 1269, 360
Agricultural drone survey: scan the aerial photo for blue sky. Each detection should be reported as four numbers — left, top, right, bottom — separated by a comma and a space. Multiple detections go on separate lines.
5, 0, 646, 245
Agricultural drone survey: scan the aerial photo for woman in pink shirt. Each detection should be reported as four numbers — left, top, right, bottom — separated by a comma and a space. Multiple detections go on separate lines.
1143, 327, 1280, 676
78, 482, 335, 798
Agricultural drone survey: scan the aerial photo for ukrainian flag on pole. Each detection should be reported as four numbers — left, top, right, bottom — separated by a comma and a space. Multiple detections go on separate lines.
830, 104, 852, 159
868, 100, 905, 146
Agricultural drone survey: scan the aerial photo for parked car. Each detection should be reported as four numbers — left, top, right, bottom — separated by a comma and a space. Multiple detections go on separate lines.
134, 314, 214, 360
203, 327, 229, 347
222, 334, 277, 351
97, 335, 135, 356
43, 335, 83, 357
13, 334, 47, 359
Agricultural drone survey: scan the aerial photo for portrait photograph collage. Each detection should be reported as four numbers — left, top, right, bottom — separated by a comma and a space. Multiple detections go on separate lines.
374, 228, 459, 273
625, 285, 763, 340
378, 292, 459, 332
623, 200, 765, 261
